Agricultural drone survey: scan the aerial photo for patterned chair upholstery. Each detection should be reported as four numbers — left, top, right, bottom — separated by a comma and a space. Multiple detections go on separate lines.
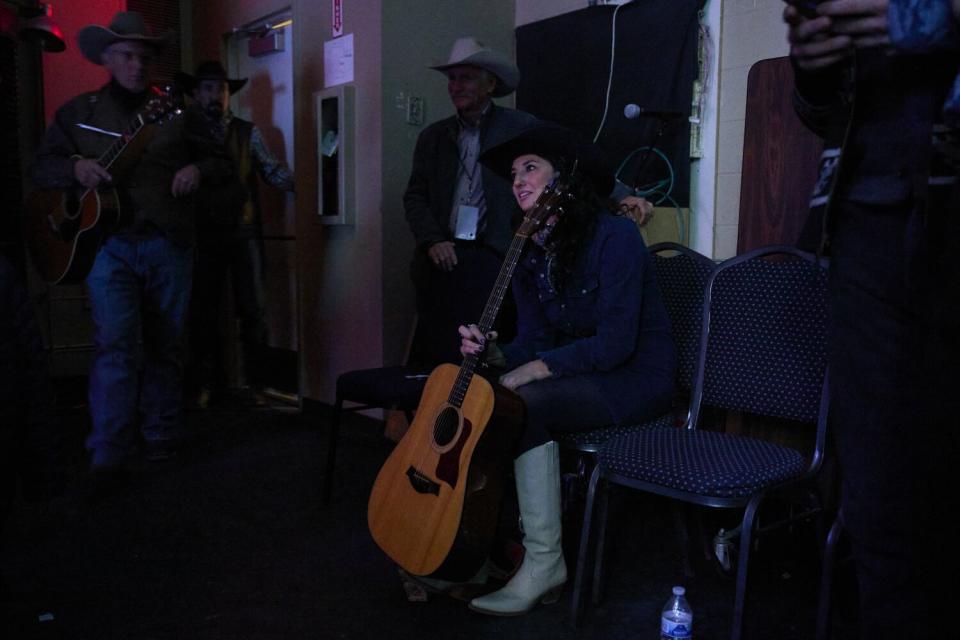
570, 245, 830, 640
554, 241, 716, 453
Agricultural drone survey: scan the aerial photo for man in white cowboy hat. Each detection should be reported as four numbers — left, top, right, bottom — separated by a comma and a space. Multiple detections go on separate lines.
177, 60, 295, 409
402, 36, 539, 365
30, 12, 233, 486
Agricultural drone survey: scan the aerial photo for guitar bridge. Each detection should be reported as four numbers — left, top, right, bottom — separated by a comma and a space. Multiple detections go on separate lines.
406, 466, 441, 496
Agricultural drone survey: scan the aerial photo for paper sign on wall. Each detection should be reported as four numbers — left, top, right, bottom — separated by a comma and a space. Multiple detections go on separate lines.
324, 33, 354, 88
332, 0, 343, 37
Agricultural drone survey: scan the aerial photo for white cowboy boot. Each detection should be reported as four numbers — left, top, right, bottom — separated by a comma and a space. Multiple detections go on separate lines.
469, 441, 566, 615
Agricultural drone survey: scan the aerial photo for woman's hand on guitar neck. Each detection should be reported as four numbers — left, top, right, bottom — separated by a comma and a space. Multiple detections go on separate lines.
461, 321, 553, 389
74, 159, 112, 189
459, 324, 495, 357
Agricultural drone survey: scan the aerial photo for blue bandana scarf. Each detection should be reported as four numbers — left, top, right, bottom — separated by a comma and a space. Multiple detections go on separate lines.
888, 0, 960, 118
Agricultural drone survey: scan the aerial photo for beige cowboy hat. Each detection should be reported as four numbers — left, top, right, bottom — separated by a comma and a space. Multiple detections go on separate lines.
430, 36, 520, 97
77, 11, 173, 65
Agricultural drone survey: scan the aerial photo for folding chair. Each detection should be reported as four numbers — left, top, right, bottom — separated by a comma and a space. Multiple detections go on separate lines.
554, 241, 716, 454
570, 245, 830, 640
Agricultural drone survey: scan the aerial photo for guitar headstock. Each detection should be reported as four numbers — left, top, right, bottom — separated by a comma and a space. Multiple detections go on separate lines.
516, 182, 572, 238
143, 86, 181, 125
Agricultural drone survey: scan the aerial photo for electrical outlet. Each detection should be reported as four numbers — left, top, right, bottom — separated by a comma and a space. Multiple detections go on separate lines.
406, 95, 424, 125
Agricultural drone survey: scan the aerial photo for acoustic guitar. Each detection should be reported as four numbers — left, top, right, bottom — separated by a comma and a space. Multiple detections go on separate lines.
25, 88, 178, 285
368, 183, 570, 581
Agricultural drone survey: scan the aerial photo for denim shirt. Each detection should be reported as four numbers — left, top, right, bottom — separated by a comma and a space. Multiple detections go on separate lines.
502, 213, 677, 423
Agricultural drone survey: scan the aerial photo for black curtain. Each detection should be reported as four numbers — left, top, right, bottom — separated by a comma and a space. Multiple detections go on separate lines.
516, 1, 703, 206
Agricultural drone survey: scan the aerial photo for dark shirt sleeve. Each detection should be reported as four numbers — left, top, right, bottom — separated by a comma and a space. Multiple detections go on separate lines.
403, 127, 450, 250
791, 58, 852, 140
250, 125, 295, 191
29, 100, 86, 189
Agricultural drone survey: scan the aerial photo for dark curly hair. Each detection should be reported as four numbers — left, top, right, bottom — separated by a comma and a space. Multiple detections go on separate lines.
538, 156, 617, 291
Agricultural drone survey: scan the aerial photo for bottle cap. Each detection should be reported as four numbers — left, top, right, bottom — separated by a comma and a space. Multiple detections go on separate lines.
673, 586, 685, 596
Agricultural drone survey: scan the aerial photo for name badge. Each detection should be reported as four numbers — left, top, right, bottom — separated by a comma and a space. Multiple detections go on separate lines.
454, 204, 479, 240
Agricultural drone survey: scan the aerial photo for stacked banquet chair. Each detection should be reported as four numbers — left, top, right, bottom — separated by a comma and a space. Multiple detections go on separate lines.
570, 245, 830, 640
553, 242, 716, 528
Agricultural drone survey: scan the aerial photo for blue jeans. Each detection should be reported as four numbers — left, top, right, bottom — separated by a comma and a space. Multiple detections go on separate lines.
85, 233, 193, 469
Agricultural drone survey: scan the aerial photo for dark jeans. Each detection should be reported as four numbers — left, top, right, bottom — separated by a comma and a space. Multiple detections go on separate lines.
512, 375, 616, 455
828, 198, 960, 639
85, 233, 193, 468
189, 232, 268, 392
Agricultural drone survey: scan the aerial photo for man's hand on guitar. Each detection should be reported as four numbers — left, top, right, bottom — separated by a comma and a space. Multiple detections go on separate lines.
428, 241, 458, 272
74, 159, 112, 189
171, 164, 201, 197
499, 360, 552, 390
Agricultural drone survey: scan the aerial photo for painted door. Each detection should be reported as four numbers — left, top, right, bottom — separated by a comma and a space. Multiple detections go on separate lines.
226, 14, 298, 391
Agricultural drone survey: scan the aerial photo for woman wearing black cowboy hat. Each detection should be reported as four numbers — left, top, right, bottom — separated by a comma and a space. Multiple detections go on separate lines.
459, 123, 677, 615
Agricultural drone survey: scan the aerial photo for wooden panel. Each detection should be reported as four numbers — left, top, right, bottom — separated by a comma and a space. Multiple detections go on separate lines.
639, 206, 691, 247
737, 57, 823, 253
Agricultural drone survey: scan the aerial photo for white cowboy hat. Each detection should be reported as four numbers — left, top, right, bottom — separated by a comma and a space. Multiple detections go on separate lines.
77, 11, 172, 66
430, 36, 520, 97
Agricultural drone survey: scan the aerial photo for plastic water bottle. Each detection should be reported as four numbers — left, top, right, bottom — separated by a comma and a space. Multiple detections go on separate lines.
660, 585, 693, 639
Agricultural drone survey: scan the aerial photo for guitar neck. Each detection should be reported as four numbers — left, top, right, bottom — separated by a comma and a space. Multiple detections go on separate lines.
447, 230, 531, 408
98, 113, 147, 171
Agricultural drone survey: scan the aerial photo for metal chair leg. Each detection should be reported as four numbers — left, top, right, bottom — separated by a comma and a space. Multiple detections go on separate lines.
591, 479, 611, 605
815, 512, 843, 640
671, 501, 695, 578
730, 496, 762, 640
570, 464, 601, 627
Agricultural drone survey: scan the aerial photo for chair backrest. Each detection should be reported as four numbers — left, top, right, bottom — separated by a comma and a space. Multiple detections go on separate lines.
689, 245, 829, 429
649, 242, 717, 393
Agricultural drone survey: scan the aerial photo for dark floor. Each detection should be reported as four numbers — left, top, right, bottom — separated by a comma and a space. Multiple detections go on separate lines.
1, 391, 848, 639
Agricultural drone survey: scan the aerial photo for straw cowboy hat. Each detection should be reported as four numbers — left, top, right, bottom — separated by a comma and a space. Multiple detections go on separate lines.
480, 122, 615, 196
176, 60, 249, 95
431, 36, 520, 97
77, 11, 172, 65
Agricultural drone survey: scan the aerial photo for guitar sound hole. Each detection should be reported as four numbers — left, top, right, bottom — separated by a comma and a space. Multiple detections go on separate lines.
63, 192, 81, 220
433, 407, 460, 448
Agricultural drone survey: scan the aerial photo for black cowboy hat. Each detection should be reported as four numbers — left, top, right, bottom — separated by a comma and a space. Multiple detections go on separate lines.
479, 123, 615, 196
176, 60, 248, 95
77, 11, 173, 65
